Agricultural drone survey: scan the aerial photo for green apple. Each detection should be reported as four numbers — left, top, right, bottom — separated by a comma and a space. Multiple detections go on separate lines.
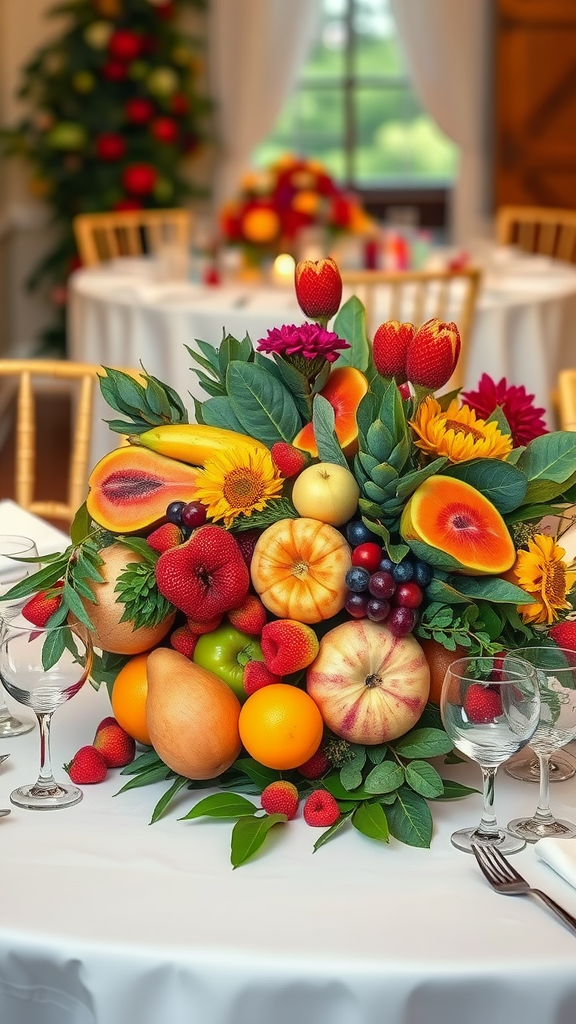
193, 624, 263, 702
291, 462, 360, 527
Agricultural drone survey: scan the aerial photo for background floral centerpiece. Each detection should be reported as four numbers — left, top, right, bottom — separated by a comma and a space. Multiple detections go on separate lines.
7, 258, 576, 867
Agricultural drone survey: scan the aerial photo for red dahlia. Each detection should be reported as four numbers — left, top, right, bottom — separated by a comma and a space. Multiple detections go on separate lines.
461, 374, 547, 448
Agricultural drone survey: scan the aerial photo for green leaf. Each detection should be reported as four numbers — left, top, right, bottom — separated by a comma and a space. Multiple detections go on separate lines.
445, 576, 536, 605
312, 395, 349, 468
273, 356, 312, 421
195, 370, 228, 398
361, 518, 409, 562
313, 809, 354, 851
231, 813, 287, 868
75, 550, 104, 584
188, 338, 221, 375
230, 497, 299, 530
200, 396, 247, 433
41, 627, 66, 671
63, 581, 94, 629
505, 503, 565, 525
219, 334, 249, 382
393, 727, 453, 759
179, 793, 257, 820
150, 776, 189, 823
333, 295, 370, 371
486, 404, 511, 436
404, 760, 444, 798
227, 361, 301, 446
385, 786, 432, 847
442, 459, 527, 513
120, 749, 161, 775
364, 761, 405, 794
0, 557, 68, 601
524, 472, 576, 504
322, 773, 373, 801
396, 459, 448, 500
115, 764, 171, 793
435, 779, 480, 799
352, 800, 390, 841
70, 502, 90, 545
339, 749, 366, 790
233, 757, 282, 790
118, 536, 156, 565
518, 431, 576, 484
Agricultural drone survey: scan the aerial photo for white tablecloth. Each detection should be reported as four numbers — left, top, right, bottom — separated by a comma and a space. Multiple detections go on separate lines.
68, 253, 576, 470
3, 499, 576, 1023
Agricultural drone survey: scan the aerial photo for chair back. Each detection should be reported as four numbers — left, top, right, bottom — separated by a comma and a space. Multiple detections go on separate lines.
496, 205, 576, 262
0, 359, 103, 523
340, 266, 482, 390
73, 208, 192, 266
557, 369, 576, 431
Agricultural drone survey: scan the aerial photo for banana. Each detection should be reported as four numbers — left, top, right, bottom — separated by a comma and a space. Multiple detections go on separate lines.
129, 423, 267, 466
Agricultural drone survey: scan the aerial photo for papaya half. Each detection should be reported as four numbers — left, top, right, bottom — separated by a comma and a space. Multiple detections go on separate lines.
293, 366, 368, 457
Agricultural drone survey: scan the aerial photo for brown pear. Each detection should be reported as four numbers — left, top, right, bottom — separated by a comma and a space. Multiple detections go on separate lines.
146, 648, 242, 779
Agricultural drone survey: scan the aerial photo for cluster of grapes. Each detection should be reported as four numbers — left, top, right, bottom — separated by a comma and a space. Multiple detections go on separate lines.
344, 520, 432, 637
166, 500, 208, 535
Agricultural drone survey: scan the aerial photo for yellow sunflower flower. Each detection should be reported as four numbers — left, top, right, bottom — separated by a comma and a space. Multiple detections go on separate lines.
513, 534, 576, 625
409, 397, 513, 462
192, 446, 284, 528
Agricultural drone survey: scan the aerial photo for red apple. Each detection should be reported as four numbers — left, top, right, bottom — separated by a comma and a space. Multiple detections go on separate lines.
306, 619, 430, 744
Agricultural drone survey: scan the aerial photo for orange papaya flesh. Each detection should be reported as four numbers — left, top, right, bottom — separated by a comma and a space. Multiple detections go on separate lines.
293, 366, 369, 457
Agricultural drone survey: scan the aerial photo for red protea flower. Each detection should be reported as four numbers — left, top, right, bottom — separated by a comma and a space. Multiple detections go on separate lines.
372, 320, 414, 383
257, 323, 349, 363
295, 257, 343, 320
405, 318, 461, 391
461, 374, 548, 447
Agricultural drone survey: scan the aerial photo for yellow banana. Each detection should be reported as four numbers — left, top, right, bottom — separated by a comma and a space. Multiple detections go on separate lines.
129, 423, 267, 466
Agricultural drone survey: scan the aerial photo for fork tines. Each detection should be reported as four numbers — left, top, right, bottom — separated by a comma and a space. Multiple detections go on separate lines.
472, 842, 522, 884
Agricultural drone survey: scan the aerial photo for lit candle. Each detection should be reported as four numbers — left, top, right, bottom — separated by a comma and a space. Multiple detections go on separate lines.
272, 252, 296, 287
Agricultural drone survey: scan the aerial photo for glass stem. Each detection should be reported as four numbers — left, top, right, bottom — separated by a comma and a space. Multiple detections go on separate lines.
477, 766, 500, 838
31, 712, 58, 795
0, 696, 10, 723
533, 752, 556, 826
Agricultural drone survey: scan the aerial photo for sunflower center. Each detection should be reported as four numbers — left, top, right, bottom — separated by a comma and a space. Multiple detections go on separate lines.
543, 560, 567, 605
443, 418, 485, 442
222, 468, 264, 509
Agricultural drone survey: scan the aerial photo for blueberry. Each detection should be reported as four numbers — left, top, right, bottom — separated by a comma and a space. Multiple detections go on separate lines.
413, 561, 433, 587
345, 566, 371, 593
166, 500, 187, 525
379, 556, 394, 573
392, 560, 414, 583
346, 520, 373, 546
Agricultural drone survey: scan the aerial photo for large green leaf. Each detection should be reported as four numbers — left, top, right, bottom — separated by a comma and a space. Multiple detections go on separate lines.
199, 396, 247, 433
180, 793, 256, 820
385, 786, 432, 848
333, 295, 370, 371
273, 356, 312, 421
230, 813, 287, 868
442, 459, 527, 513
227, 361, 301, 446
396, 459, 448, 500
312, 395, 349, 468
393, 727, 453, 759
364, 761, 405, 794
445, 575, 536, 605
352, 801, 390, 842
404, 760, 444, 798
518, 432, 576, 484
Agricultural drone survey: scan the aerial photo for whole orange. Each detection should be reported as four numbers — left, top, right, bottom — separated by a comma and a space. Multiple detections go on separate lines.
111, 652, 152, 745
418, 637, 467, 705
239, 683, 323, 770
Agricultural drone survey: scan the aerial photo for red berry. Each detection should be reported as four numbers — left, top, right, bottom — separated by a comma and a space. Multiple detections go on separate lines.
271, 442, 308, 478
298, 749, 330, 779
261, 780, 299, 820
181, 501, 207, 529
22, 582, 64, 627
243, 661, 280, 695
64, 746, 108, 784
549, 621, 576, 652
351, 542, 382, 573
303, 789, 340, 827
93, 723, 136, 768
387, 606, 416, 636
464, 683, 503, 724
147, 522, 183, 553
394, 582, 423, 609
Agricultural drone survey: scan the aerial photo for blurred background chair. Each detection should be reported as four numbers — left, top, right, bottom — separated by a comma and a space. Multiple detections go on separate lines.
496, 206, 576, 263
73, 208, 192, 267
340, 266, 481, 389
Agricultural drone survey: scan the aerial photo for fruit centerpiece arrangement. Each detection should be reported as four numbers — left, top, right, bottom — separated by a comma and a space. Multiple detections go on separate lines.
7, 257, 576, 866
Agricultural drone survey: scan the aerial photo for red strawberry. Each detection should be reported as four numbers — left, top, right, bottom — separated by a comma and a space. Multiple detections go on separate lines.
170, 624, 198, 658
228, 594, 267, 636
233, 529, 261, 570
464, 683, 503, 724
64, 746, 108, 784
372, 321, 414, 382
22, 582, 64, 627
93, 723, 135, 768
261, 619, 319, 675
243, 660, 281, 695
155, 525, 249, 621
406, 318, 461, 391
270, 443, 307, 478
549, 621, 576, 652
147, 522, 184, 553
295, 257, 342, 320
187, 614, 223, 635
94, 716, 117, 734
303, 789, 340, 827
261, 780, 299, 820
298, 749, 330, 779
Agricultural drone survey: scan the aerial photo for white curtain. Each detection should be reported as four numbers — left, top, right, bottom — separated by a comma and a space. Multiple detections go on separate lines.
390, 0, 492, 244
208, 0, 321, 208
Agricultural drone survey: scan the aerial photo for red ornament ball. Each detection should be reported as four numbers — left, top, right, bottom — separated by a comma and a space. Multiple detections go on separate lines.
101, 61, 126, 81
151, 117, 178, 144
96, 132, 126, 161
170, 92, 189, 116
125, 97, 154, 124
108, 30, 142, 62
113, 198, 143, 211
122, 163, 157, 196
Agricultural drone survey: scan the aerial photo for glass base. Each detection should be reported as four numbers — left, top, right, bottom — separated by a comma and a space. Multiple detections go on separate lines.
0, 715, 35, 738
10, 782, 83, 810
507, 815, 576, 843
505, 752, 576, 783
451, 825, 526, 854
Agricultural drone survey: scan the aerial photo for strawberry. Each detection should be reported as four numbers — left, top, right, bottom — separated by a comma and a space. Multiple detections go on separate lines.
464, 683, 503, 724
297, 749, 330, 779
270, 443, 307, 478
22, 581, 64, 627
406, 318, 461, 391
549, 621, 576, 652
233, 529, 261, 570
243, 660, 281, 695
64, 746, 108, 784
155, 525, 249, 620
93, 723, 135, 767
187, 614, 223, 635
94, 716, 117, 733
372, 320, 414, 383
261, 619, 319, 675
261, 780, 299, 820
170, 624, 198, 658
147, 522, 184, 553
228, 594, 267, 636
294, 257, 342, 320
303, 789, 340, 827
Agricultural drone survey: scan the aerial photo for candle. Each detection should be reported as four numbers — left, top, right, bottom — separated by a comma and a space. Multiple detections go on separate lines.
272, 252, 296, 287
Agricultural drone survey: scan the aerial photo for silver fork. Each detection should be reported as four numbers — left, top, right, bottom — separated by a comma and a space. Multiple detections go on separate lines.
472, 843, 576, 934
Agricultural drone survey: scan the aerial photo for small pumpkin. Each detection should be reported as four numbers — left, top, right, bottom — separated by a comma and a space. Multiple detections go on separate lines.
250, 517, 351, 623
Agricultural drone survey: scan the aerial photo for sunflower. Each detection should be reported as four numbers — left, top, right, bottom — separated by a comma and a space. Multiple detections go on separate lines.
513, 534, 576, 625
409, 397, 513, 462
192, 447, 284, 528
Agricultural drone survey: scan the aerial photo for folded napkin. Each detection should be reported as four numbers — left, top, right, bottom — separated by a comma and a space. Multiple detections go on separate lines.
535, 836, 576, 888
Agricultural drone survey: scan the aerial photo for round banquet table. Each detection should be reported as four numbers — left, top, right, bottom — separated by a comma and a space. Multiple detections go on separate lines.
3, 502, 576, 1024
68, 251, 576, 470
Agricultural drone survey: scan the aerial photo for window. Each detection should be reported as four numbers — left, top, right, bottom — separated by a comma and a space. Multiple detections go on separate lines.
253, 0, 457, 217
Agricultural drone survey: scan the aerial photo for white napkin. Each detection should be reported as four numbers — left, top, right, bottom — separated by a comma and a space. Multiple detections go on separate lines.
535, 837, 576, 888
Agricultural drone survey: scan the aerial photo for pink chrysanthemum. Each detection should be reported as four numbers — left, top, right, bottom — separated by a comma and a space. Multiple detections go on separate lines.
257, 323, 350, 363
461, 374, 548, 448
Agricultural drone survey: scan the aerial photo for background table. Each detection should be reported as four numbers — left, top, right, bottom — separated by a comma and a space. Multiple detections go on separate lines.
68, 252, 576, 469
3, 499, 576, 1024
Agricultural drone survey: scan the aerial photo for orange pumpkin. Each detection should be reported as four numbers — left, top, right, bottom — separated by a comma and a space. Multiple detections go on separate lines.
250, 518, 351, 623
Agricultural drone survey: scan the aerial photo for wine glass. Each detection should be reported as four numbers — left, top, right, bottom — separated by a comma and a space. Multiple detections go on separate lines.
507, 646, 576, 843
505, 749, 575, 783
440, 655, 540, 854
0, 535, 40, 737
0, 620, 93, 809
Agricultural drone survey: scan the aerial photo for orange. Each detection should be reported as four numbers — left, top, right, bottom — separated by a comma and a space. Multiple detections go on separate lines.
238, 683, 323, 770
419, 637, 467, 705
111, 652, 152, 745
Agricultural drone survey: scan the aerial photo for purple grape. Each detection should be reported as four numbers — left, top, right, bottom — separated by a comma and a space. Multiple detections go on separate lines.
166, 500, 187, 525
368, 571, 396, 600
345, 592, 369, 619
387, 606, 416, 636
366, 598, 390, 622
181, 501, 207, 528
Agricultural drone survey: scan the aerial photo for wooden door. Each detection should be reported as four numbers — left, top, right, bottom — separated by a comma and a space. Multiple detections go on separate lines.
496, 0, 576, 209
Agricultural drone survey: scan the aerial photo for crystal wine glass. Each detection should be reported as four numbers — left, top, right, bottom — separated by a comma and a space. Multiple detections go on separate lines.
0, 620, 93, 809
441, 655, 540, 854
507, 646, 576, 842
505, 749, 575, 783
0, 535, 40, 737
